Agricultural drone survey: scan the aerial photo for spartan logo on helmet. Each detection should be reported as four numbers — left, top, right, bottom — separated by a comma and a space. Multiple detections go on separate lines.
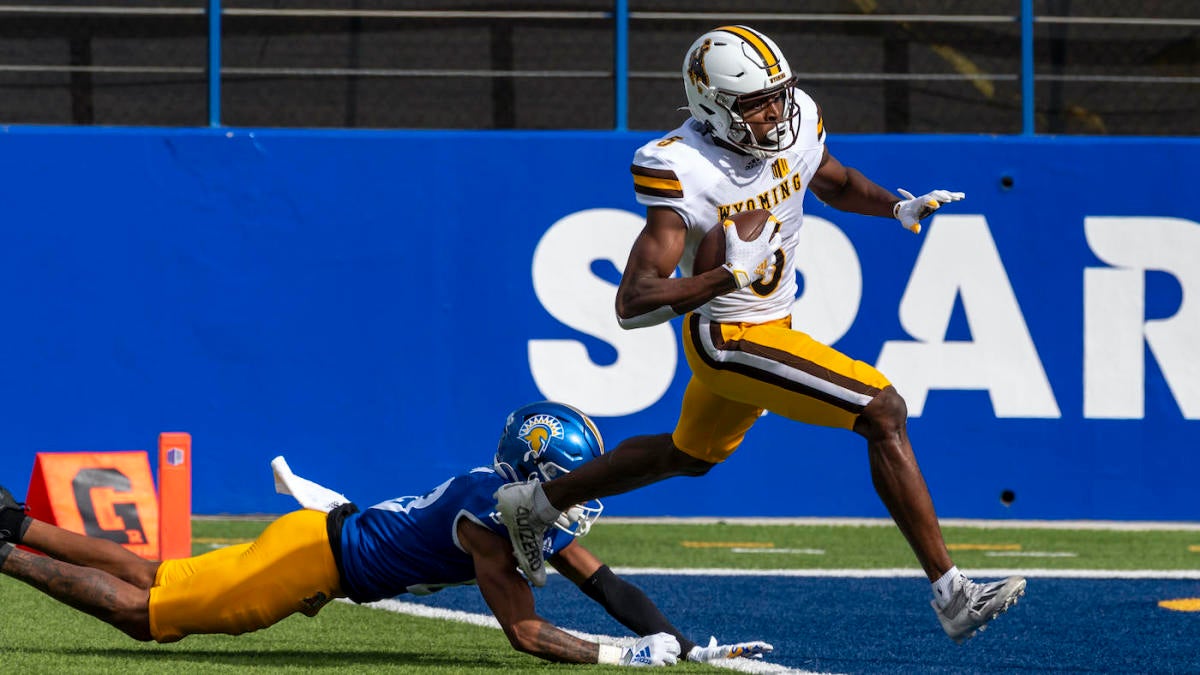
518, 413, 565, 461
687, 38, 712, 89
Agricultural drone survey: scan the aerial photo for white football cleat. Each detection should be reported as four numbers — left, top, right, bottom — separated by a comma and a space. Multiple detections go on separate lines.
494, 481, 553, 587
933, 574, 1026, 643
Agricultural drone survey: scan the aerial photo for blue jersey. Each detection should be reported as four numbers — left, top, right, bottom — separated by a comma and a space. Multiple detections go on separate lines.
338, 467, 575, 603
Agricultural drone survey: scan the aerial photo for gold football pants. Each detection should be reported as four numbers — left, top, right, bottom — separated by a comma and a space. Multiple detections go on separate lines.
148, 508, 342, 642
674, 313, 891, 463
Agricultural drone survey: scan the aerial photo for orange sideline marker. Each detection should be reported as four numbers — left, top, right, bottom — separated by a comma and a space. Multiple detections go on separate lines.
158, 432, 192, 560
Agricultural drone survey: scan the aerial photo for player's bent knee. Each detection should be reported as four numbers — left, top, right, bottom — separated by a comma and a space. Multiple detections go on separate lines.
665, 444, 716, 476
676, 454, 715, 476
855, 386, 908, 439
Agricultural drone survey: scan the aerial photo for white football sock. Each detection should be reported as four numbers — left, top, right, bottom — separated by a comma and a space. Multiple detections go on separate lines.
932, 566, 962, 609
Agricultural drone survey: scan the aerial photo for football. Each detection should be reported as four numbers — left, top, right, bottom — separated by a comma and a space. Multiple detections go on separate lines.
691, 208, 775, 275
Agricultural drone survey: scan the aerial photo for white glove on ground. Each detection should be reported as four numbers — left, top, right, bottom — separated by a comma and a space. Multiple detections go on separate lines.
687, 636, 774, 662
723, 218, 783, 289
893, 188, 965, 234
622, 633, 681, 666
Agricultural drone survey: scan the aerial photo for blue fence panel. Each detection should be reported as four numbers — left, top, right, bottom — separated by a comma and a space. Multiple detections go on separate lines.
0, 127, 1196, 520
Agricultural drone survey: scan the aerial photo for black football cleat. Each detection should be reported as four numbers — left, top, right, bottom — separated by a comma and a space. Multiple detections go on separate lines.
0, 484, 28, 543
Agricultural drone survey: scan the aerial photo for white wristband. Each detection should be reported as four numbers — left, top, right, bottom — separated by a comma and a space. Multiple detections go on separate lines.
597, 643, 625, 665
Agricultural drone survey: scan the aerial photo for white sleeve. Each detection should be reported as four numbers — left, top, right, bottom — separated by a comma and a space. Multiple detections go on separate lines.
631, 145, 685, 209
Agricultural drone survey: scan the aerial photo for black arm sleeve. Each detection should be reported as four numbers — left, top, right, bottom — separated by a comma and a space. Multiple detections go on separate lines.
578, 564, 697, 656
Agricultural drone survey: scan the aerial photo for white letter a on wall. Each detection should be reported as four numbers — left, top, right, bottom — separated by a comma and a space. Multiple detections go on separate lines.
877, 215, 1059, 418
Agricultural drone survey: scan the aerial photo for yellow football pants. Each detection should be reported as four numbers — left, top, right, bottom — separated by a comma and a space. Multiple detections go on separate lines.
148, 508, 342, 642
674, 313, 891, 463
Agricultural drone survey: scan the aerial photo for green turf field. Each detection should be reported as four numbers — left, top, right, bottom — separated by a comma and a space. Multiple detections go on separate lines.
3, 518, 1199, 673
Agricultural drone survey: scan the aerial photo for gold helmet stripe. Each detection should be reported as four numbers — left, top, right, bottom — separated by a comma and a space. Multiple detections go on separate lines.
716, 25, 781, 76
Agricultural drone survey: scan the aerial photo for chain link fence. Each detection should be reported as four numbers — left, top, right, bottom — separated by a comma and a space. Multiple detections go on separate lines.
0, 0, 1194, 134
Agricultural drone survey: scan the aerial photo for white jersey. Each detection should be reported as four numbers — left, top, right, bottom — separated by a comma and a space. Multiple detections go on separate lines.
631, 88, 826, 324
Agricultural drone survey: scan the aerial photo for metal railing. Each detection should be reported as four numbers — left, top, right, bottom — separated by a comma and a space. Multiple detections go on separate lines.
220, 0, 1037, 132
0, 1, 1194, 134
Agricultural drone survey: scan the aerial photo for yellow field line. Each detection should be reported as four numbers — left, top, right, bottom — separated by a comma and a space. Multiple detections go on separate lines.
1187, 545, 1200, 552
1160, 598, 1200, 612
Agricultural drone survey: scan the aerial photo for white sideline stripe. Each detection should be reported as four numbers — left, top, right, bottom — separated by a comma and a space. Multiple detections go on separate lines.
351, 598, 833, 675
609, 567, 1200, 579
354, 597, 502, 630
600, 516, 1200, 531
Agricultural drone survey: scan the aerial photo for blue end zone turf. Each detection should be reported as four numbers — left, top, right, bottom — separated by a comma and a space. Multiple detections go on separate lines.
400, 574, 1200, 673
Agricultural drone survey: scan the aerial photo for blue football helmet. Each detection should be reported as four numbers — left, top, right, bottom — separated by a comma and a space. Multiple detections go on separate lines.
494, 401, 605, 537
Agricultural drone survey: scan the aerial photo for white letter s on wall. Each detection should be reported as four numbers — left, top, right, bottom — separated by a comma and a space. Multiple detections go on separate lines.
528, 209, 677, 416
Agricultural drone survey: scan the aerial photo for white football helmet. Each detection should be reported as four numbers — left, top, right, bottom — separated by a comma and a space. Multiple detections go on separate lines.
683, 25, 801, 159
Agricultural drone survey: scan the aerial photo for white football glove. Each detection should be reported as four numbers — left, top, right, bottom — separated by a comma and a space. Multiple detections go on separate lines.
686, 636, 774, 662
893, 188, 965, 234
621, 633, 681, 667
722, 217, 783, 289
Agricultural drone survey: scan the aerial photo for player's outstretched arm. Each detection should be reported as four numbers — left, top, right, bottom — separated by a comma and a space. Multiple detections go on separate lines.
553, 543, 773, 663
808, 147, 963, 234
809, 147, 898, 218
459, 519, 679, 666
